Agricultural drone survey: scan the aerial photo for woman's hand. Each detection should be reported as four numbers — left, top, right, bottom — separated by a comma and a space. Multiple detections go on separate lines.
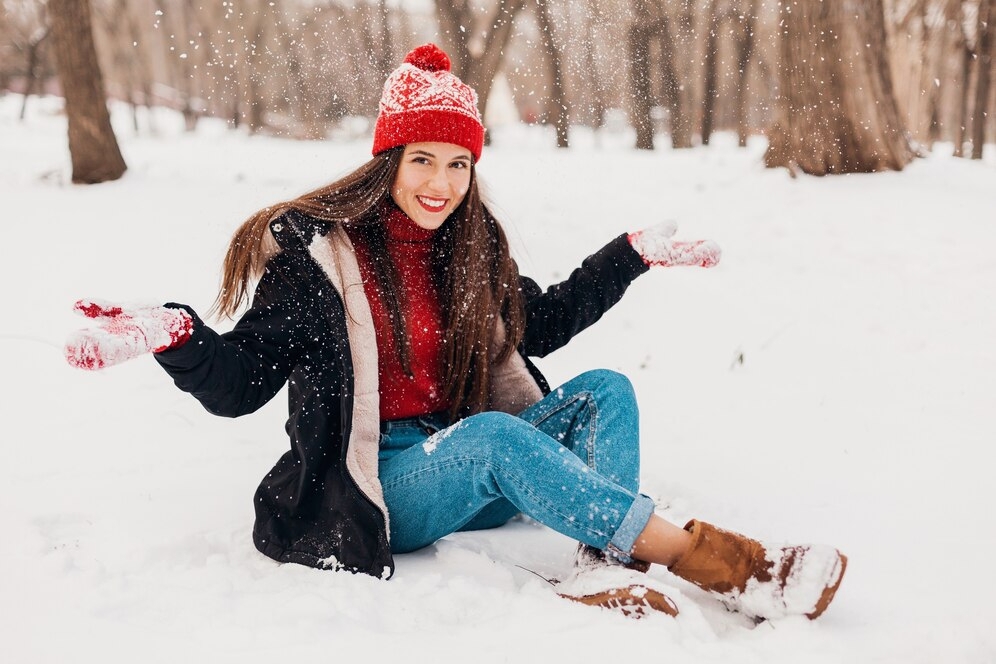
65, 299, 193, 370
628, 221, 721, 268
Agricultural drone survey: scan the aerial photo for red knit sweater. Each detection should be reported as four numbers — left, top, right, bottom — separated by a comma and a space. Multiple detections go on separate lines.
351, 206, 450, 420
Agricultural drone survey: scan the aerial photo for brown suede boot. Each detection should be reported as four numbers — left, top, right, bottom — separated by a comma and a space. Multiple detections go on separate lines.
558, 544, 678, 618
668, 520, 847, 620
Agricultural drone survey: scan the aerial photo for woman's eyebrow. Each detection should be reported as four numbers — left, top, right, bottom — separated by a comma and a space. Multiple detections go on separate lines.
409, 149, 471, 162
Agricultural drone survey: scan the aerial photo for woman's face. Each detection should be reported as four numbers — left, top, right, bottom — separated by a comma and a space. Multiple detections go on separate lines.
391, 142, 473, 231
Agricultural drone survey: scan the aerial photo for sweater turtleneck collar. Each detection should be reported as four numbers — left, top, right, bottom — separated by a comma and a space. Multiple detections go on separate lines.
383, 201, 437, 243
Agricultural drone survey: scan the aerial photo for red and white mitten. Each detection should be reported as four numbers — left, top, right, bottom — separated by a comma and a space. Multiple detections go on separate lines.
65, 299, 193, 370
628, 221, 721, 268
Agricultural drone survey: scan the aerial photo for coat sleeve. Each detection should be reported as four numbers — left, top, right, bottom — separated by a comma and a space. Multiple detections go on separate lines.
154, 251, 317, 418
521, 233, 649, 358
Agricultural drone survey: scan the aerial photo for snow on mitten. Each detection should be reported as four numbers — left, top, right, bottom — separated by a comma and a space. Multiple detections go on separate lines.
628, 220, 721, 268
65, 299, 193, 370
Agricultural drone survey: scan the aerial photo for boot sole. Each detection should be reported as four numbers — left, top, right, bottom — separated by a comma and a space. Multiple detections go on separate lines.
806, 551, 848, 619
559, 584, 679, 619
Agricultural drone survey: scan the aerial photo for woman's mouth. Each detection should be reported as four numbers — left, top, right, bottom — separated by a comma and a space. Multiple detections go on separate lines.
417, 195, 447, 213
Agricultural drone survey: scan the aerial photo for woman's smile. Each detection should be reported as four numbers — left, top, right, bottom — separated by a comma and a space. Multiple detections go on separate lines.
416, 195, 448, 213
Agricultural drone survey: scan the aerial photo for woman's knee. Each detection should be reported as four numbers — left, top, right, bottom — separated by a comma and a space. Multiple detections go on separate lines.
576, 368, 636, 403
453, 411, 545, 462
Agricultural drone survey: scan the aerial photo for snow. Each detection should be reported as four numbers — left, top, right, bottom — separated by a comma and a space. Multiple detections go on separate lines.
735, 543, 845, 620
2, 94, 995, 663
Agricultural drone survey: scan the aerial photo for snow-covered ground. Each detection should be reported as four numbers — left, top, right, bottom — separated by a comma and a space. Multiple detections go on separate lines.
2, 94, 995, 663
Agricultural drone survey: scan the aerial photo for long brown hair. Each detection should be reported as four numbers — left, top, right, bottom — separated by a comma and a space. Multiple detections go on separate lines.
212, 147, 525, 420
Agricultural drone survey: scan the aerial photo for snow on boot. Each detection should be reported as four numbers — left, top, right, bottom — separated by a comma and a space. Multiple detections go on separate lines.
574, 543, 651, 574
558, 544, 678, 619
668, 520, 847, 620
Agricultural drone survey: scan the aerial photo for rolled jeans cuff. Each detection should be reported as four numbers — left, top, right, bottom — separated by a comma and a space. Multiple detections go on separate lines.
606, 493, 655, 563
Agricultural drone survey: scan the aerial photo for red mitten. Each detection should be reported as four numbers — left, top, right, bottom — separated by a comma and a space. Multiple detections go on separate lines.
628, 221, 721, 268
65, 299, 193, 370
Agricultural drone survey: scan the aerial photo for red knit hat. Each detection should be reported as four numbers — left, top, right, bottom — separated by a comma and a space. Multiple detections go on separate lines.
372, 44, 485, 162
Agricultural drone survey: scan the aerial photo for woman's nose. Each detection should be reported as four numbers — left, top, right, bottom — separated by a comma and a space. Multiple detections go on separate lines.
427, 167, 448, 191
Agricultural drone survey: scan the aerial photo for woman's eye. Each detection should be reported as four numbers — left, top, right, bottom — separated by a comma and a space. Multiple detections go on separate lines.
450, 161, 468, 169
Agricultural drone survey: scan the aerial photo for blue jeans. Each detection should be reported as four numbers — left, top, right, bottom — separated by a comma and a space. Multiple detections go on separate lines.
378, 369, 656, 561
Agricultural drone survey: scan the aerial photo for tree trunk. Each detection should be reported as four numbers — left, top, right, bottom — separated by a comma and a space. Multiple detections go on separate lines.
971, 0, 994, 159
434, 0, 525, 127
97, 0, 145, 134
583, 0, 607, 132
376, 0, 393, 78
48, 0, 127, 184
734, 0, 759, 147
668, 0, 696, 148
954, 1, 974, 157
627, 8, 657, 150
764, 0, 915, 175
701, 0, 721, 146
536, 0, 570, 147
245, 4, 268, 134
927, 0, 961, 146
19, 26, 50, 121
658, 17, 690, 149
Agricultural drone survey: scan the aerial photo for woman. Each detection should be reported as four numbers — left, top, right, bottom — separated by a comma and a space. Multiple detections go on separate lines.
66, 44, 845, 621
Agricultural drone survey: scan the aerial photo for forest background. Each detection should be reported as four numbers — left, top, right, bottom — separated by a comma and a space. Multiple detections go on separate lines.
2, 0, 994, 181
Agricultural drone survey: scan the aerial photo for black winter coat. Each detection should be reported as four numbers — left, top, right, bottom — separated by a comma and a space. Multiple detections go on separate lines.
155, 210, 649, 577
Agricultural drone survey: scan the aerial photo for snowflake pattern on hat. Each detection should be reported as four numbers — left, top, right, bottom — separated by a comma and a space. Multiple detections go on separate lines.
379, 63, 482, 123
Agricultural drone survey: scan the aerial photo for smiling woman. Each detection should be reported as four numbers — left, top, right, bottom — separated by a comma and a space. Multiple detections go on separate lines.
65, 43, 844, 623
391, 143, 472, 230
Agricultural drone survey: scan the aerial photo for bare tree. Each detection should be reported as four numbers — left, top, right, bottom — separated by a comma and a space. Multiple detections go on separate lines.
435, 0, 527, 123
668, 0, 696, 148
627, 0, 689, 149
627, 0, 657, 149
2, 0, 53, 120
931, 0, 964, 146
48, 0, 127, 183
18, 22, 49, 120
93, 0, 155, 134
926, 0, 959, 146
701, 0, 721, 145
733, 0, 759, 147
535, 0, 569, 147
765, 0, 915, 175
970, 0, 994, 158
582, 0, 608, 132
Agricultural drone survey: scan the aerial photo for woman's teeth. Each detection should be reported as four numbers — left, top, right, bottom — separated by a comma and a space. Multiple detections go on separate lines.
418, 196, 446, 210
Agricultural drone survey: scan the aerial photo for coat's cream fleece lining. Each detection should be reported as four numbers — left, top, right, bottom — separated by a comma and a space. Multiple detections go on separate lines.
300, 226, 546, 540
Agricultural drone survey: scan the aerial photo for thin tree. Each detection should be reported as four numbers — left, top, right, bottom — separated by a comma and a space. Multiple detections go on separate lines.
954, 0, 975, 156
668, 0, 696, 148
764, 0, 915, 175
48, 0, 127, 183
95, 0, 153, 134
536, 0, 570, 147
582, 0, 608, 133
627, 0, 658, 149
970, 0, 994, 158
7, 0, 52, 121
18, 23, 50, 121
701, 0, 721, 146
435, 0, 527, 122
628, 0, 688, 149
733, 0, 759, 147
